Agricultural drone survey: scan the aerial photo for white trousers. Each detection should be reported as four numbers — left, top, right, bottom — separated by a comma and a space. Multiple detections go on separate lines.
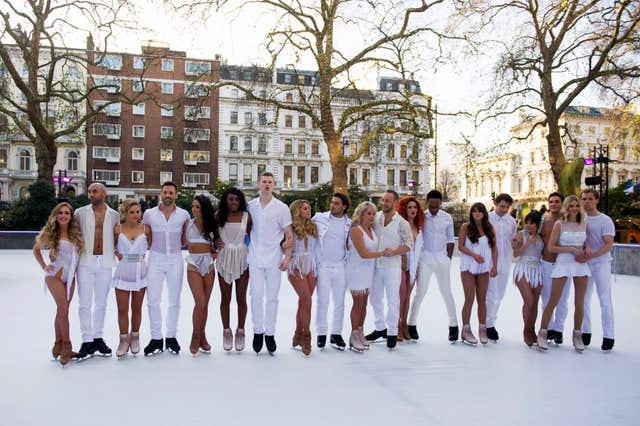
408, 258, 458, 327
146, 255, 184, 339
249, 265, 282, 335
77, 257, 112, 343
370, 267, 401, 336
486, 264, 511, 328
540, 260, 571, 333
583, 262, 614, 339
315, 262, 347, 336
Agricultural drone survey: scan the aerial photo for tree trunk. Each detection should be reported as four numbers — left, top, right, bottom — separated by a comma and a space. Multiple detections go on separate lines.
546, 116, 566, 186
324, 132, 348, 193
35, 134, 57, 182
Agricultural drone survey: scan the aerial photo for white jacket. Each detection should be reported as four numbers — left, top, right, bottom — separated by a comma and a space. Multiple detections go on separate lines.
74, 204, 120, 267
312, 211, 352, 263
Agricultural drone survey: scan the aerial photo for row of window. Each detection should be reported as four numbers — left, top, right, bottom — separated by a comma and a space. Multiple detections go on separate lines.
92, 170, 210, 185
97, 55, 211, 75
3, 149, 79, 172
93, 101, 210, 119
92, 147, 210, 163
228, 111, 314, 129
93, 124, 211, 141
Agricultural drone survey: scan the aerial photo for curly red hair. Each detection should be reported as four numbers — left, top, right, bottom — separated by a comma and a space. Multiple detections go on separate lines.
397, 196, 424, 230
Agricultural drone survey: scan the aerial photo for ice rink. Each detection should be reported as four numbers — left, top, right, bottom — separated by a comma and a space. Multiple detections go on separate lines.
1, 249, 639, 426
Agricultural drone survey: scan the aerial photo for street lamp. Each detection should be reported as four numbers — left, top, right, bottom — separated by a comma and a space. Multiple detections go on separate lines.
583, 145, 612, 214
52, 169, 72, 199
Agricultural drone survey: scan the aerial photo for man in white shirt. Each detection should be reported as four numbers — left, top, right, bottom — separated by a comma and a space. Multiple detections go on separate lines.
486, 193, 517, 341
73, 183, 120, 360
247, 172, 293, 355
366, 190, 413, 349
408, 190, 459, 342
312, 193, 351, 350
142, 181, 190, 355
580, 188, 616, 351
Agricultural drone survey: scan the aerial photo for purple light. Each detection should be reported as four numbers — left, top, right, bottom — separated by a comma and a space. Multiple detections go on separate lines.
52, 177, 59, 183
62, 177, 72, 184
584, 158, 595, 166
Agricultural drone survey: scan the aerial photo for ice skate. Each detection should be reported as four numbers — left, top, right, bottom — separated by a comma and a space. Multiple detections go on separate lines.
116, 333, 130, 358
223, 328, 233, 352
291, 329, 302, 350
537, 329, 548, 351
92, 338, 112, 357
129, 332, 140, 355
200, 332, 211, 353
189, 333, 200, 356
52, 341, 62, 360
235, 328, 245, 352
479, 325, 488, 345
461, 325, 477, 345
317, 335, 326, 349
144, 339, 164, 356
349, 331, 364, 353
330, 334, 346, 351
265, 335, 277, 355
602, 338, 614, 352
572, 330, 585, 352
358, 327, 369, 350
301, 332, 311, 356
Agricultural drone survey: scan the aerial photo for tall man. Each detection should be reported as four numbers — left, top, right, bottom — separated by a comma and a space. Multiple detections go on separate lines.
486, 193, 517, 341
312, 193, 351, 350
366, 190, 413, 349
539, 192, 570, 344
581, 188, 616, 351
74, 183, 120, 360
408, 189, 459, 342
142, 181, 190, 355
247, 172, 293, 355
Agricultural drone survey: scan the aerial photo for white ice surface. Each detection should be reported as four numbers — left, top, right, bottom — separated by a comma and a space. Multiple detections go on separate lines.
1, 250, 639, 426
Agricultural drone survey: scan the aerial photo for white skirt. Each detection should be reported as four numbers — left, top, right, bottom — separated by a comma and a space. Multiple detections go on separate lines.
551, 261, 591, 278
513, 257, 542, 288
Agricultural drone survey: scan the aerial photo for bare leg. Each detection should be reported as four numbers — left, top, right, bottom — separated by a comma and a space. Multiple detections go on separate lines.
218, 273, 232, 329
516, 278, 536, 343
130, 288, 146, 333
289, 272, 313, 332
540, 277, 568, 329
475, 273, 489, 324
573, 276, 588, 331
115, 289, 131, 334
46, 275, 75, 343
235, 270, 249, 329
187, 269, 207, 335
201, 268, 215, 332
460, 271, 477, 325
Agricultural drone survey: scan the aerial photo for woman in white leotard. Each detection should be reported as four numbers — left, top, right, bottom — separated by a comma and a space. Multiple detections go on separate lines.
185, 195, 217, 355
215, 188, 252, 352
538, 195, 590, 352
112, 199, 151, 358
32, 202, 84, 365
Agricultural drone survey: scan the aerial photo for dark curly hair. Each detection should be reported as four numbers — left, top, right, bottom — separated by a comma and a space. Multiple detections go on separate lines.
194, 195, 217, 242
217, 187, 247, 228
467, 202, 495, 248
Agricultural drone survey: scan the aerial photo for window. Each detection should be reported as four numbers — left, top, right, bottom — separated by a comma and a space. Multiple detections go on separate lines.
184, 151, 210, 163
160, 127, 173, 139
258, 136, 267, 153
184, 128, 210, 142
349, 142, 357, 156
230, 111, 238, 124
284, 139, 293, 154
362, 168, 370, 186
244, 112, 253, 125
131, 171, 144, 183
19, 150, 31, 171
133, 57, 145, 70
257, 164, 266, 179
284, 74, 292, 84
297, 141, 306, 156
0, 149, 8, 168
311, 167, 319, 184
258, 112, 267, 126
93, 123, 121, 138
297, 166, 306, 185
229, 164, 238, 182
285, 115, 292, 128
93, 169, 120, 182
161, 82, 173, 94
98, 54, 122, 71
186, 83, 208, 98
284, 166, 292, 187
230, 136, 238, 152
231, 88, 239, 98
244, 136, 252, 152
243, 164, 252, 183
259, 90, 267, 99
132, 148, 145, 160
387, 144, 395, 158
349, 168, 357, 185
311, 140, 319, 156
298, 116, 306, 128
412, 170, 419, 185
132, 125, 145, 138
530, 151, 535, 164
286, 93, 293, 102
133, 80, 144, 92
183, 172, 210, 186
94, 101, 121, 117
184, 106, 210, 120
387, 169, 395, 186
133, 103, 145, 115
160, 171, 172, 183
243, 70, 252, 81
400, 145, 407, 159
161, 104, 173, 117
185, 61, 211, 76
162, 60, 174, 72
160, 149, 173, 161
93, 147, 120, 160
400, 170, 407, 186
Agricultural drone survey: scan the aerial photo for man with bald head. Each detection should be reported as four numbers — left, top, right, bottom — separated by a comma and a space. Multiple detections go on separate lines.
73, 183, 120, 360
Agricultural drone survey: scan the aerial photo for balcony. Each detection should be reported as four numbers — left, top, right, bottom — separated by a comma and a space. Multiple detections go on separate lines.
10, 170, 37, 178
106, 156, 120, 163
183, 182, 197, 188
106, 134, 121, 140
183, 160, 197, 166
104, 180, 120, 186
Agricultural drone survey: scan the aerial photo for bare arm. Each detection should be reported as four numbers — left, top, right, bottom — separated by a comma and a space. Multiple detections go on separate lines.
446, 243, 454, 259
586, 235, 614, 261
113, 224, 122, 260
549, 222, 581, 254
457, 223, 475, 257
144, 224, 152, 249
279, 224, 294, 271
350, 227, 383, 259
391, 220, 413, 256
32, 240, 49, 271
181, 219, 189, 248
512, 232, 526, 257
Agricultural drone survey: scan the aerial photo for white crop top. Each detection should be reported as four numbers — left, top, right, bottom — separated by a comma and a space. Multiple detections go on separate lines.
187, 219, 212, 244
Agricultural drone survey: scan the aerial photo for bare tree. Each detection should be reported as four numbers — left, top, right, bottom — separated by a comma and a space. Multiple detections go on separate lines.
449, 134, 480, 202
437, 168, 460, 201
176, 0, 449, 192
457, 0, 640, 186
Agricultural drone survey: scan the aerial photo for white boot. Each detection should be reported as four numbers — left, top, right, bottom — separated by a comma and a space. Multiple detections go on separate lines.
116, 333, 130, 358
537, 329, 548, 351
573, 330, 585, 352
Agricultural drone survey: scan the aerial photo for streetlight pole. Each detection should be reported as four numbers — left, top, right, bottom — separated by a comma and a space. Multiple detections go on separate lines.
433, 104, 438, 189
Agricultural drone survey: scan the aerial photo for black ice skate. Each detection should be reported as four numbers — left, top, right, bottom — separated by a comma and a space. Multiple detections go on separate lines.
448, 326, 459, 343
91, 338, 112, 357
165, 338, 181, 354
317, 335, 326, 349
330, 334, 346, 350
143, 339, 164, 356
265, 335, 277, 355
72, 342, 94, 361
253, 333, 264, 354
365, 329, 387, 342
486, 327, 499, 342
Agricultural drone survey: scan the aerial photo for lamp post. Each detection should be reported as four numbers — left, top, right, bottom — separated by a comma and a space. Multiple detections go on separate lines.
583, 145, 610, 214
52, 169, 72, 200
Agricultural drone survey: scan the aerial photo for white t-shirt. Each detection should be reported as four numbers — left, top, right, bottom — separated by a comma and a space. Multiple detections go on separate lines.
143, 206, 190, 257
247, 197, 292, 268
586, 213, 615, 264
322, 215, 347, 263
489, 210, 517, 269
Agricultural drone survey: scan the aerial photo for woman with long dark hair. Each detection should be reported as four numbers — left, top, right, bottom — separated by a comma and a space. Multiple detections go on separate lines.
458, 203, 498, 345
185, 195, 217, 355
215, 188, 251, 351
32, 202, 84, 365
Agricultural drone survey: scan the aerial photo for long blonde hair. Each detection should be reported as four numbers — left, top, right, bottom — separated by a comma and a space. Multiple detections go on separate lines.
118, 198, 139, 220
36, 202, 84, 256
290, 199, 317, 239
560, 195, 585, 224
351, 201, 377, 228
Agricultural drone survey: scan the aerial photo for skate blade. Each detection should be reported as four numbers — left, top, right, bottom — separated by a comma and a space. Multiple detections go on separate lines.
199, 349, 212, 354
348, 346, 364, 353
330, 344, 346, 351
144, 349, 163, 357
461, 340, 477, 346
537, 346, 548, 352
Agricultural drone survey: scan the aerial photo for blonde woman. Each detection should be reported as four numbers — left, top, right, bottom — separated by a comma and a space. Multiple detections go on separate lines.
346, 202, 389, 352
112, 199, 151, 358
32, 202, 84, 365
538, 195, 590, 352
288, 199, 319, 356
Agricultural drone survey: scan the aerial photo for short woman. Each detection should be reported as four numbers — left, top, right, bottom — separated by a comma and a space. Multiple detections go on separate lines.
112, 199, 151, 358
458, 202, 498, 345
32, 202, 84, 365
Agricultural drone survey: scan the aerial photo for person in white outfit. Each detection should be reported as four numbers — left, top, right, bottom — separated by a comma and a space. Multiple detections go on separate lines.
458, 203, 498, 345
486, 193, 517, 342
580, 188, 616, 351
312, 193, 351, 350
73, 183, 120, 360
112, 199, 151, 358
247, 171, 293, 355
366, 190, 413, 349
142, 181, 190, 355
537, 195, 590, 352
407, 190, 458, 342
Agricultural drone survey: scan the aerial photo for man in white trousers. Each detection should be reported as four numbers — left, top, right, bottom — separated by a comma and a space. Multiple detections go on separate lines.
580, 188, 616, 351
486, 193, 517, 342
247, 172, 293, 355
407, 189, 459, 342
312, 193, 351, 350
366, 190, 413, 349
73, 183, 120, 360
142, 181, 190, 355
539, 192, 571, 345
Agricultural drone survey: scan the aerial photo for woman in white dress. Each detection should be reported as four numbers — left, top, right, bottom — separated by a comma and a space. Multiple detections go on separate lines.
32, 202, 84, 365
511, 210, 543, 347
112, 199, 151, 358
458, 202, 498, 345
346, 201, 389, 352
537, 195, 590, 352
215, 188, 251, 352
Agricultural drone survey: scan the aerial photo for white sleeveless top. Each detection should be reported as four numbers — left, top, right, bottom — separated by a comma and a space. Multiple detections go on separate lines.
111, 226, 148, 291
216, 212, 249, 284
556, 221, 587, 264
288, 234, 319, 277
346, 226, 378, 292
